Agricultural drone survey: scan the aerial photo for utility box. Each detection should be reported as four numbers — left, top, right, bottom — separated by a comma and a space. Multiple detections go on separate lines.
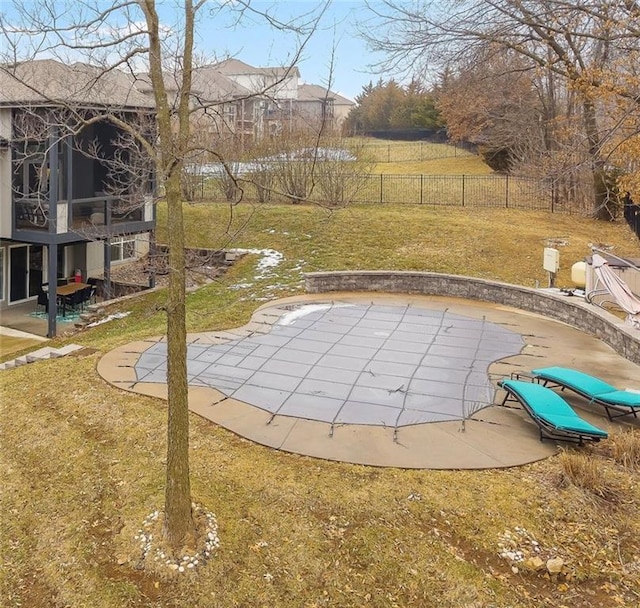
543, 247, 560, 273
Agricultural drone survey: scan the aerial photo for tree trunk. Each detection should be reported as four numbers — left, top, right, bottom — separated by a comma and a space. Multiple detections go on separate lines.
141, 0, 196, 552
163, 168, 193, 549
583, 99, 613, 220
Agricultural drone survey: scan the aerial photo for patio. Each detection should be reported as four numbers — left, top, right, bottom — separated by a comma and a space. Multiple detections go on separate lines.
97, 293, 640, 469
0, 299, 83, 338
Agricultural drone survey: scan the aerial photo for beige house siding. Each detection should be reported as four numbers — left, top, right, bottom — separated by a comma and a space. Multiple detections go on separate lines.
0, 149, 11, 240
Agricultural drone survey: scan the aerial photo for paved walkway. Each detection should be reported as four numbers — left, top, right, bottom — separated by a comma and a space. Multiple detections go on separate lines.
97, 293, 640, 469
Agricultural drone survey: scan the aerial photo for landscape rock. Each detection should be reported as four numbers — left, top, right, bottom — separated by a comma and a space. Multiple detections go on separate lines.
523, 556, 545, 571
546, 557, 564, 574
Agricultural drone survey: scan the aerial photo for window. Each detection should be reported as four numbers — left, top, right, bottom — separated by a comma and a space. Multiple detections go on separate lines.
110, 236, 137, 263
322, 100, 334, 120
223, 104, 237, 124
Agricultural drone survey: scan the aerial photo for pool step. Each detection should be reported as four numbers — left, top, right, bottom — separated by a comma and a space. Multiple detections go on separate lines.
0, 344, 84, 371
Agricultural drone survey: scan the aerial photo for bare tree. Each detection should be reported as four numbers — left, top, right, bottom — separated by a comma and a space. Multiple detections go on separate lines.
1, 0, 328, 557
363, 0, 640, 218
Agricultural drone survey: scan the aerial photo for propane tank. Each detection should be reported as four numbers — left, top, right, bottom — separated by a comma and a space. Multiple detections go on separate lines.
571, 261, 586, 287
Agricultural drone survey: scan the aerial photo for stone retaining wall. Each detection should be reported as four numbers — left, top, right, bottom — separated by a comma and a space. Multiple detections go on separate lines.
304, 271, 640, 365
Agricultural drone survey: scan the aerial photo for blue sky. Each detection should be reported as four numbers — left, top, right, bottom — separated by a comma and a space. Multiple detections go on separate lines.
193, 1, 386, 100
1, 1, 388, 101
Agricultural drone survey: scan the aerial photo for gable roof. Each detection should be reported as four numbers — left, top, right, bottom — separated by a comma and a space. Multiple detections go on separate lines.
192, 65, 252, 102
215, 58, 300, 79
134, 65, 252, 104
297, 83, 354, 106
0, 59, 154, 109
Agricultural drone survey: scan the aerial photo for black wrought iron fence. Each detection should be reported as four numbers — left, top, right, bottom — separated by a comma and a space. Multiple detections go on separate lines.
190, 172, 555, 211
355, 141, 476, 163
624, 197, 640, 241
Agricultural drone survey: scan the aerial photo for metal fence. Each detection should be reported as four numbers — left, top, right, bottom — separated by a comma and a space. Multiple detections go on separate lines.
351, 174, 552, 210
355, 141, 477, 163
624, 198, 640, 241
192, 172, 556, 211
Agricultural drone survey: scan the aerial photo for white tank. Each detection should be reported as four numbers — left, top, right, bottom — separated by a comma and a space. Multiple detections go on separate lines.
571, 261, 587, 287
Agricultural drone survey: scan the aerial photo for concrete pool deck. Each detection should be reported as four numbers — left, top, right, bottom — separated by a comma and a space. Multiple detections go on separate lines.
97, 293, 640, 469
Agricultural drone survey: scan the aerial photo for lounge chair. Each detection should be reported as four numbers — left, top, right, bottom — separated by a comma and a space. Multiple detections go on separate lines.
497, 378, 608, 444
531, 366, 640, 421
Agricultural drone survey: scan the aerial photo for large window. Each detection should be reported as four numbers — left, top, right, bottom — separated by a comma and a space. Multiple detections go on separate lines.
110, 236, 137, 263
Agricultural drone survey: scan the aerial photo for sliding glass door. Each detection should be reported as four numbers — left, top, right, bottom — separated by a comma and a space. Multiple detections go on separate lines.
9, 244, 45, 303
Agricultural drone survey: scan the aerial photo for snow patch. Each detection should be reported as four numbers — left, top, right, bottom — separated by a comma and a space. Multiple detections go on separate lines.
87, 311, 131, 327
229, 248, 284, 279
278, 303, 354, 326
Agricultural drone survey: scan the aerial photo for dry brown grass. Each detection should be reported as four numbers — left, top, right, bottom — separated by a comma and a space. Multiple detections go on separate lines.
0, 334, 43, 359
608, 429, 640, 470
2, 203, 640, 607
555, 450, 625, 504
373, 155, 493, 176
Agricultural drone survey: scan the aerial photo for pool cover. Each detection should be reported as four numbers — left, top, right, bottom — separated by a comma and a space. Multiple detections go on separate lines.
134, 303, 525, 428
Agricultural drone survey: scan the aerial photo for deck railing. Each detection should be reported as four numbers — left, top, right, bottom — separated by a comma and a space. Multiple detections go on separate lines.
14, 195, 144, 233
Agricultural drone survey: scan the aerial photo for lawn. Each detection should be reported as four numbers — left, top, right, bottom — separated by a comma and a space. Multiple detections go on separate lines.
2, 203, 640, 607
0, 333, 44, 359
199, 141, 542, 208
372, 155, 494, 175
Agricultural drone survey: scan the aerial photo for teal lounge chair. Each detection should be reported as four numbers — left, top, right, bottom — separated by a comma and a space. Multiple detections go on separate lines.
532, 366, 640, 421
498, 378, 608, 444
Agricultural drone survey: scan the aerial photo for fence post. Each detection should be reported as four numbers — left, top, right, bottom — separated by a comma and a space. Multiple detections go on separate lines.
380, 173, 383, 204
420, 174, 423, 204
388, 145, 391, 163
505, 174, 509, 208
462, 174, 465, 207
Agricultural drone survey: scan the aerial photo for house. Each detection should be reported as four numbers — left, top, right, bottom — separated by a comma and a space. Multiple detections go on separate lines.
193, 59, 354, 141
134, 59, 355, 146
212, 58, 300, 140
294, 84, 354, 132
0, 59, 156, 337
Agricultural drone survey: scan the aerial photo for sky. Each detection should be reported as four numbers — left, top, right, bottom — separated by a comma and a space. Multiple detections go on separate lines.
0, 1, 392, 101
191, 1, 387, 101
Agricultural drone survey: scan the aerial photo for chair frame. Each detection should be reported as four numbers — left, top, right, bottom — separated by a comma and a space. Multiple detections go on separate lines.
35, 289, 48, 314
498, 376, 608, 445
531, 367, 640, 421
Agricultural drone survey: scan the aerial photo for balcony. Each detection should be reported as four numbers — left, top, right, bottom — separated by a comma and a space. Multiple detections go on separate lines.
14, 195, 147, 235
70, 196, 144, 229
14, 199, 49, 231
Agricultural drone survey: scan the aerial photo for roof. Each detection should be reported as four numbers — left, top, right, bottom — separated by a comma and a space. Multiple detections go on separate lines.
297, 83, 354, 106
0, 59, 155, 109
191, 66, 252, 102
134, 66, 252, 104
215, 58, 300, 79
